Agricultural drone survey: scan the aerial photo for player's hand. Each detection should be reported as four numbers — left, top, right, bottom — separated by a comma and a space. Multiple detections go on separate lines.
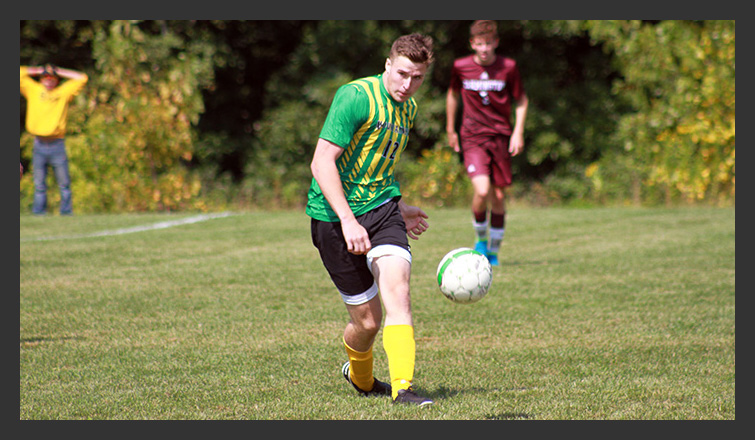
509, 132, 525, 156
341, 217, 371, 255
400, 204, 429, 240
447, 131, 460, 153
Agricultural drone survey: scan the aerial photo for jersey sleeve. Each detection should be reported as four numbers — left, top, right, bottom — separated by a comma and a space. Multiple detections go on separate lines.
56, 74, 89, 100
20, 66, 37, 98
319, 82, 369, 148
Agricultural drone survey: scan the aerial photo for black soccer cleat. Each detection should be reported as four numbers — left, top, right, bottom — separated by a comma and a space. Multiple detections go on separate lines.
393, 387, 434, 406
341, 361, 392, 397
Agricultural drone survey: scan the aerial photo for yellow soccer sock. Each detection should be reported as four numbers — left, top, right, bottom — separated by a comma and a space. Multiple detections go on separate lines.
343, 338, 375, 392
382, 324, 415, 399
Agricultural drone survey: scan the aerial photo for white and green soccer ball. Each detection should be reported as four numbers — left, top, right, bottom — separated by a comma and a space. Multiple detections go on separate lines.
436, 247, 493, 304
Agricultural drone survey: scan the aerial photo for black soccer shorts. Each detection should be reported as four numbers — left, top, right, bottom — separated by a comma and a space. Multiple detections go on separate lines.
311, 198, 411, 305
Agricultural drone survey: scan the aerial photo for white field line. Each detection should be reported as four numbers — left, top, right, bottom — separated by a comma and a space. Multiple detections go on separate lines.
20, 212, 236, 242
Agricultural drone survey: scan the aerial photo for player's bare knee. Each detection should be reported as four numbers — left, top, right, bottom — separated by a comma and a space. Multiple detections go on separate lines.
354, 318, 381, 338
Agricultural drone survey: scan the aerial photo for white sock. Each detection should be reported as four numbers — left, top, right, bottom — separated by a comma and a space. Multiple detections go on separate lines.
489, 227, 504, 253
473, 220, 488, 242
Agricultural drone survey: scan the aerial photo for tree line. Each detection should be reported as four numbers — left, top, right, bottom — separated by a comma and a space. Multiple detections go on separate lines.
19, 20, 735, 213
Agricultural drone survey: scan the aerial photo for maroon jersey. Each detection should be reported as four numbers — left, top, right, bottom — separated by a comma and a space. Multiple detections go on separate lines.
449, 54, 525, 139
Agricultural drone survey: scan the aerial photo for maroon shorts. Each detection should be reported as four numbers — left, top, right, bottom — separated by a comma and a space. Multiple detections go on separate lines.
461, 135, 513, 187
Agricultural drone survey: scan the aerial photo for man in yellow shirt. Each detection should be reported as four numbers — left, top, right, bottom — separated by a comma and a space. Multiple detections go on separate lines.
20, 64, 88, 215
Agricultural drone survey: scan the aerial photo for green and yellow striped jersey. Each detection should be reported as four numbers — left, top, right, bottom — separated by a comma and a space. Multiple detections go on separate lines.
306, 74, 418, 222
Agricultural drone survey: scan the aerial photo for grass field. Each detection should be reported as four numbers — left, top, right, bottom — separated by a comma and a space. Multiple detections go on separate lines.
19, 206, 735, 420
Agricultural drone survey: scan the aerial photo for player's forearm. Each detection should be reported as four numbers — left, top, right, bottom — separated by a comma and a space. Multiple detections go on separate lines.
512, 95, 529, 135
319, 173, 354, 223
22, 66, 45, 76
398, 199, 411, 215
445, 89, 460, 132
53, 67, 88, 81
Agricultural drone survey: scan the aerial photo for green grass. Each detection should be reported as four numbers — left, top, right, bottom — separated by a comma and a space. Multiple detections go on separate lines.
19, 207, 735, 420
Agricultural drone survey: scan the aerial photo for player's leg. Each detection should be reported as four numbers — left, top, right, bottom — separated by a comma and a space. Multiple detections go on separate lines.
310, 217, 390, 397
463, 141, 493, 254
470, 174, 491, 254
343, 296, 387, 394
370, 248, 413, 396
487, 135, 513, 265
370, 249, 432, 405
344, 296, 383, 350
487, 186, 506, 266
371, 253, 412, 328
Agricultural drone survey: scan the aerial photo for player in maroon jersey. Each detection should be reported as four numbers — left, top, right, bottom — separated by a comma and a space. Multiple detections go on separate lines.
446, 20, 529, 266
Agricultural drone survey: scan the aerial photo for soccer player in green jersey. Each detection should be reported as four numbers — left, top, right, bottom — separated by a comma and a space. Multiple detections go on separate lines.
306, 33, 434, 406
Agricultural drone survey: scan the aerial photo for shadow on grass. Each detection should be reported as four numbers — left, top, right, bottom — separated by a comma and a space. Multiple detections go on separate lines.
20, 335, 82, 348
422, 385, 534, 419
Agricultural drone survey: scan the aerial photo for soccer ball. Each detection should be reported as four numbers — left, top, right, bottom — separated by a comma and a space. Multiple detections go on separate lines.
436, 247, 493, 304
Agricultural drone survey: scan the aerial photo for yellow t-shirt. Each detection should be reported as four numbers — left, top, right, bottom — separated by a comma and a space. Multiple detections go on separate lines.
20, 66, 88, 138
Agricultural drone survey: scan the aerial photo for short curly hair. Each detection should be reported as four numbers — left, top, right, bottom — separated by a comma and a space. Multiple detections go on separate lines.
390, 33, 435, 65
470, 20, 498, 39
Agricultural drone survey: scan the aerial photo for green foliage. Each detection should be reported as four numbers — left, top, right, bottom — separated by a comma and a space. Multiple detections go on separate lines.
81, 21, 216, 212
584, 20, 735, 204
244, 72, 348, 209
397, 144, 472, 208
20, 20, 218, 213
515, 21, 625, 166
20, 20, 736, 212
